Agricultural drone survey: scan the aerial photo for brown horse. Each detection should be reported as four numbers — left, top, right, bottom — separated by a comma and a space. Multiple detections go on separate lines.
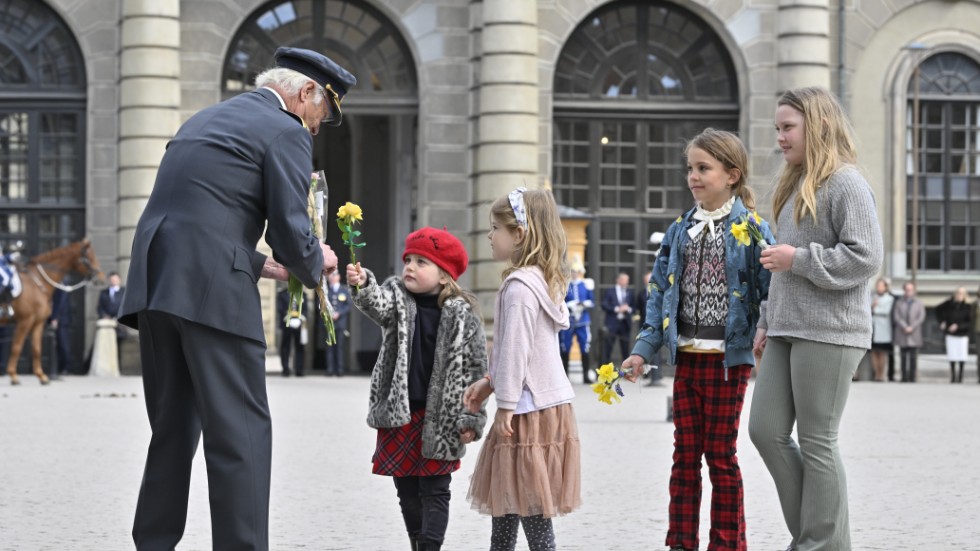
2, 239, 104, 385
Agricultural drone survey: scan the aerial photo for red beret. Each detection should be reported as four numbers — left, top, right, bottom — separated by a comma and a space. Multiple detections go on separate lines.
402, 227, 468, 281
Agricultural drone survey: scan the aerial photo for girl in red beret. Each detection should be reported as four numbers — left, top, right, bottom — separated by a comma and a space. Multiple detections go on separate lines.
464, 188, 582, 551
347, 227, 489, 551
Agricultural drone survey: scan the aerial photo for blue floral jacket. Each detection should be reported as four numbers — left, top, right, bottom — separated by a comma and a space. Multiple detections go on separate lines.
632, 197, 775, 369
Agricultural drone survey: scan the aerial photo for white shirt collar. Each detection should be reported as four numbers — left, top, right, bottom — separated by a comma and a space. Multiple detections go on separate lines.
262, 86, 287, 110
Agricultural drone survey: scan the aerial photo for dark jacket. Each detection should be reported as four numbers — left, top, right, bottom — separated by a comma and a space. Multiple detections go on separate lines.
632, 197, 774, 368
602, 286, 635, 334
327, 283, 351, 331
98, 287, 124, 319
119, 88, 323, 344
936, 298, 971, 337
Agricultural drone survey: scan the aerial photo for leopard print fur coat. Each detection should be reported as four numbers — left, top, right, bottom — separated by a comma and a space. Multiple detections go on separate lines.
351, 269, 488, 461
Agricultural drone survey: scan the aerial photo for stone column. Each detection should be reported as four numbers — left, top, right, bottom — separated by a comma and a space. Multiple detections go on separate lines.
117, 0, 181, 278
777, 0, 831, 92
472, 0, 540, 322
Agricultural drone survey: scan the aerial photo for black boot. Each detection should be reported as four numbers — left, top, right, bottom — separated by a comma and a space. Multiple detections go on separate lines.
560, 350, 570, 376
581, 354, 592, 384
417, 540, 442, 551
408, 534, 420, 551
957, 362, 964, 383
951, 362, 957, 383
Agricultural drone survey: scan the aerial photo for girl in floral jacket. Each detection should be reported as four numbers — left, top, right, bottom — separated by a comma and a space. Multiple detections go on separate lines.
347, 226, 488, 551
623, 128, 773, 551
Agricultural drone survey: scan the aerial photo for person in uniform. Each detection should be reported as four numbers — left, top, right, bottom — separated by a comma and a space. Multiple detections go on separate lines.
118, 47, 354, 551
325, 270, 351, 376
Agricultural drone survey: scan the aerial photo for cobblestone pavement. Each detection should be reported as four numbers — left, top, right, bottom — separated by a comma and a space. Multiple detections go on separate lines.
1, 366, 978, 551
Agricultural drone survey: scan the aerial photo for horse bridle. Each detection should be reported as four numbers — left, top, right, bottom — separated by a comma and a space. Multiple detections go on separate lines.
33, 243, 100, 293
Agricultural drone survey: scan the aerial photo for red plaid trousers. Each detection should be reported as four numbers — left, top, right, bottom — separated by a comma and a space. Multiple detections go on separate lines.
667, 352, 750, 551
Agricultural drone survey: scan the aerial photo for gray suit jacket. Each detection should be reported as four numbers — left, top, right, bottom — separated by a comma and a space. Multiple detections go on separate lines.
119, 88, 323, 344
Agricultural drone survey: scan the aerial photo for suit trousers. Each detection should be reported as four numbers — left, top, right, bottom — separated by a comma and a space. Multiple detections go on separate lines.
325, 330, 346, 375
748, 337, 864, 551
280, 326, 304, 375
133, 310, 271, 551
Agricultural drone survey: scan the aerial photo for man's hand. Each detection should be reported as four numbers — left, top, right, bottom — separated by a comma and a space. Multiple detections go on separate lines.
260, 259, 289, 281
320, 243, 338, 275
460, 429, 476, 444
464, 378, 492, 413
493, 409, 514, 438
760, 244, 796, 273
346, 263, 364, 287
621, 354, 646, 383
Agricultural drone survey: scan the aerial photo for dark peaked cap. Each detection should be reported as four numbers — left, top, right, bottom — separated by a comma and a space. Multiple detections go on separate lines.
274, 46, 356, 126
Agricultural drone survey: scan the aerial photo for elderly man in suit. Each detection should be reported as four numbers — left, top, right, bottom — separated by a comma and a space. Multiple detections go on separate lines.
119, 47, 353, 551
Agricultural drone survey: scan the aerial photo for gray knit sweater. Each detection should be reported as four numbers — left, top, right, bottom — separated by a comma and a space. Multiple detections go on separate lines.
758, 166, 883, 349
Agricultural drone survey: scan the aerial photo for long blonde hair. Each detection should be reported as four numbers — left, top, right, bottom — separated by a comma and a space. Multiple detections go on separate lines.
685, 128, 755, 210
772, 87, 858, 224
490, 189, 570, 303
437, 272, 479, 312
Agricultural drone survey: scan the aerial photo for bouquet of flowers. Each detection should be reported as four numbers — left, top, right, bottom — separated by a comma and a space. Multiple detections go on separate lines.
285, 171, 336, 345
592, 363, 629, 405
730, 212, 770, 249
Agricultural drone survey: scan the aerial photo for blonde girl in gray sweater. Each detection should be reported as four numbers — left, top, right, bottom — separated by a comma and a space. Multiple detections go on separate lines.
748, 87, 883, 551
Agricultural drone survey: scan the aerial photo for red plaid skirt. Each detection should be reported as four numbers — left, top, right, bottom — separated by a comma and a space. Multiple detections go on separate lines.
372, 409, 460, 477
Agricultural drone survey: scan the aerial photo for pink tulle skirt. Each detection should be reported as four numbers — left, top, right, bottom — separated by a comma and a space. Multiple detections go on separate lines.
467, 403, 582, 518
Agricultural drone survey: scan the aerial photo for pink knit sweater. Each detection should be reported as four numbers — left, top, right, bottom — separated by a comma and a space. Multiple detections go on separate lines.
490, 267, 575, 410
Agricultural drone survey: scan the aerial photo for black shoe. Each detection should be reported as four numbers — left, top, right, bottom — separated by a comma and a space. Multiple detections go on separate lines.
282, 370, 292, 377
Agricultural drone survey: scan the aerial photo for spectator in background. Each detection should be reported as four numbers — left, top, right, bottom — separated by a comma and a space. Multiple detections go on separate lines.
601, 272, 634, 365
277, 287, 308, 377
869, 278, 895, 382
325, 270, 350, 376
974, 286, 980, 383
560, 262, 594, 383
97, 271, 128, 347
893, 281, 925, 383
937, 286, 971, 383
49, 289, 73, 377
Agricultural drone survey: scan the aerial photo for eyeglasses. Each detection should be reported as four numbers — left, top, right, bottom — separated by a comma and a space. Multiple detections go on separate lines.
321, 83, 343, 126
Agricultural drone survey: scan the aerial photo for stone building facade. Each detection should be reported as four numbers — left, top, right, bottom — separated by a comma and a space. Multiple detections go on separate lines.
3, 0, 979, 368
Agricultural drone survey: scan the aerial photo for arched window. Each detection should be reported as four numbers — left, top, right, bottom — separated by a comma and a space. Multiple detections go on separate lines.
553, 1, 738, 287
0, 0, 87, 253
222, 0, 417, 104
907, 52, 980, 272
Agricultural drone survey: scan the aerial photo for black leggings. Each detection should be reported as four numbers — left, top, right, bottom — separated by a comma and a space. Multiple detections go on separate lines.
393, 474, 452, 544
490, 514, 555, 551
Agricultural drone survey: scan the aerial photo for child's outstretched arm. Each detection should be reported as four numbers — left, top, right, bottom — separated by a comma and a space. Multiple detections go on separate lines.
624, 224, 674, 381
456, 314, 489, 442
347, 265, 396, 327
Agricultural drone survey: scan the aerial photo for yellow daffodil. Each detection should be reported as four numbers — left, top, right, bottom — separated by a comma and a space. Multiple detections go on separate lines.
731, 221, 750, 246
751, 212, 763, 225
675, 216, 682, 223
598, 388, 621, 405
592, 382, 606, 395
596, 363, 619, 384
668, 274, 674, 286
663, 316, 670, 329
337, 202, 363, 221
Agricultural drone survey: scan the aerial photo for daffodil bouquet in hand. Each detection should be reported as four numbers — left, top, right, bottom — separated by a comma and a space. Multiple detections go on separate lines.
336, 202, 366, 289
285, 171, 336, 345
592, 362, 632, 405
730, 212, 771, 249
